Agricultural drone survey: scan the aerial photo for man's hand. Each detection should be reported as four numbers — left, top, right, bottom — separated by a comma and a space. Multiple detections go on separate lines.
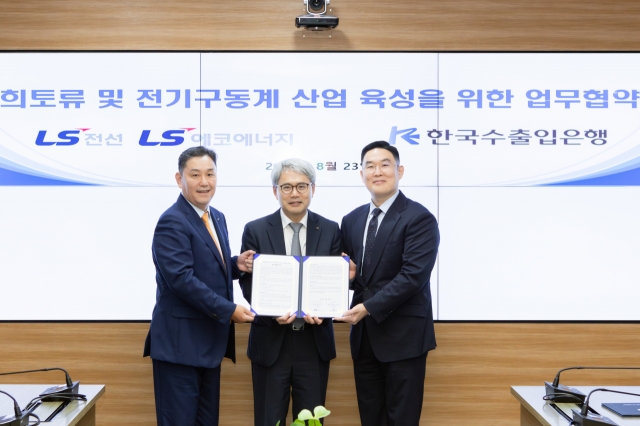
275, 312, 297, 325
237, 250, 256, 273
303, 315, 323, 325
231, 304, 255, 323
342, 252, 357, 281
335, 303, 368, 324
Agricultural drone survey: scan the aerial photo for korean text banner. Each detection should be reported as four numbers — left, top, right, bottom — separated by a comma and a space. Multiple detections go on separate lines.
0, 52, 638, 320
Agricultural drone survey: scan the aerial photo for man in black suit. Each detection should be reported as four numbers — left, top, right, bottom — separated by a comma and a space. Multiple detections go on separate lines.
239, 158, 342, 426
337, 141, 440, 426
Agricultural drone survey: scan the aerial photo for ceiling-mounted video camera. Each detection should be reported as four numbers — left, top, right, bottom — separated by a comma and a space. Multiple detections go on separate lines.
296, 0, 339, 31
306, 0, 329, 14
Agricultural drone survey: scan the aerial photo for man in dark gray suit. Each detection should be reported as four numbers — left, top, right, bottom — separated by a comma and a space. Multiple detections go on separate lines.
239, 158, 342, 426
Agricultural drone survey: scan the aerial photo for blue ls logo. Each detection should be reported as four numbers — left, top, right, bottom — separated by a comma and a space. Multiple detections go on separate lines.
389, 126, 420, 145
139, 128, 196, 146
35, 129, 86, 146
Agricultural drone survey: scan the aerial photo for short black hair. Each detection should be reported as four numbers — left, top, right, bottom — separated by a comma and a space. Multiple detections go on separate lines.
178, 146, 217, 174
360, 141, 400, 164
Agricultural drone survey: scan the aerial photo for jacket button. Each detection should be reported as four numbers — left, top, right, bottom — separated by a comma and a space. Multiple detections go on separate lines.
364, 287, 368, 291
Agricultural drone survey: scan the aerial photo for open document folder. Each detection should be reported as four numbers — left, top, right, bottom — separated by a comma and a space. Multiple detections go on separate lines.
249, 254, 350, 318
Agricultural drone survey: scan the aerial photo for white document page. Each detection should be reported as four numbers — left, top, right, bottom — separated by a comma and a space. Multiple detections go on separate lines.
301, 256, 350, 318
251, 254, 299, 316
233, 280, 251, 310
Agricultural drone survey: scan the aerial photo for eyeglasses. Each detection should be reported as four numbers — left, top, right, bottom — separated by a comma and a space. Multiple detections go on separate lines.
363, 162, 398, 174
277, 183, 312, 194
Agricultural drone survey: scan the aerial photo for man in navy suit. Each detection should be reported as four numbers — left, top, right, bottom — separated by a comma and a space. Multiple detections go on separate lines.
239, 158, 342, 426
337, 141, 440, 426
143, 146, 256, 426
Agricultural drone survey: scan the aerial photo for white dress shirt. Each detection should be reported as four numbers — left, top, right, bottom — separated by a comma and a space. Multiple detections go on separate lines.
280, 209, 308, 256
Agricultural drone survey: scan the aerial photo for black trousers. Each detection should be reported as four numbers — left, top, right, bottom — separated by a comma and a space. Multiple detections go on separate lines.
353, 324, 428, 426
251, 325, 330, 426
152, 358, 221, 426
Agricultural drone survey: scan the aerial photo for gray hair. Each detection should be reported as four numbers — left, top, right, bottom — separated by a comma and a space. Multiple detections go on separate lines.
271, 158, 316, 186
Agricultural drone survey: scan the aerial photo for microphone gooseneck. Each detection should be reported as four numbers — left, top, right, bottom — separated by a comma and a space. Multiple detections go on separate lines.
0, 367, 73, 387
552, 366, 640, 387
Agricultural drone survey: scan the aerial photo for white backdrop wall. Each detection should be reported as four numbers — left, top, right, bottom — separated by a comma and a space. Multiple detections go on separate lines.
1, 52, 638, 320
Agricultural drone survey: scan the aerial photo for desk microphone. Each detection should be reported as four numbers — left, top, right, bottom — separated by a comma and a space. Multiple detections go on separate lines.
545, 366, 640, 403
571, 388, 640, 426
0, 368, 80, 402
0, 390, 29, 426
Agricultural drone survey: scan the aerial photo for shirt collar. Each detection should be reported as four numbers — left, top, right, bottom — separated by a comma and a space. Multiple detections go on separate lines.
280, 209, 308, 229
186, 199, 209, 219
369, 190, 400, 215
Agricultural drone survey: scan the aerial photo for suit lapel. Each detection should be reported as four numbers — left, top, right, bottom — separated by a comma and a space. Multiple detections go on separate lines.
209, 209, 233, 297
209, 208, 230, 273
351, 205, 369, 272
363, 192, 407, 284
177, 195, 226, 271
266, 210, 287, 255
306, 211, 320, 256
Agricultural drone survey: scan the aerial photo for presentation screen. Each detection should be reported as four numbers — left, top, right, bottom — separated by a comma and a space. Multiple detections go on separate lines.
0, 52, 638, 320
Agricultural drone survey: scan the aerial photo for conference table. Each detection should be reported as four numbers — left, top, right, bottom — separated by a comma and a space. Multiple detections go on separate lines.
0, 384, 104, 426
512, 386, 640, 426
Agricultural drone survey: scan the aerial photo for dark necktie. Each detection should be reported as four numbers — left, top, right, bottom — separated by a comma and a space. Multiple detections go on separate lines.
289, 222, 306, 329
362, 208, 382, 278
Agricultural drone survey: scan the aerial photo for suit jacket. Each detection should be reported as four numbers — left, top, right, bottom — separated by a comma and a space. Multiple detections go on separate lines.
239, 209, 342, 367
341, 190, 439, 363
143, 194, 242, 368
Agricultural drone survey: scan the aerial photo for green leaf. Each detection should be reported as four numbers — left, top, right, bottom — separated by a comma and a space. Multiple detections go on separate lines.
291, 420, 306, 426
276, 422, 280, 426
297, 409, 314, 420
313, 406, 331, 419
310, 420, 322, 426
